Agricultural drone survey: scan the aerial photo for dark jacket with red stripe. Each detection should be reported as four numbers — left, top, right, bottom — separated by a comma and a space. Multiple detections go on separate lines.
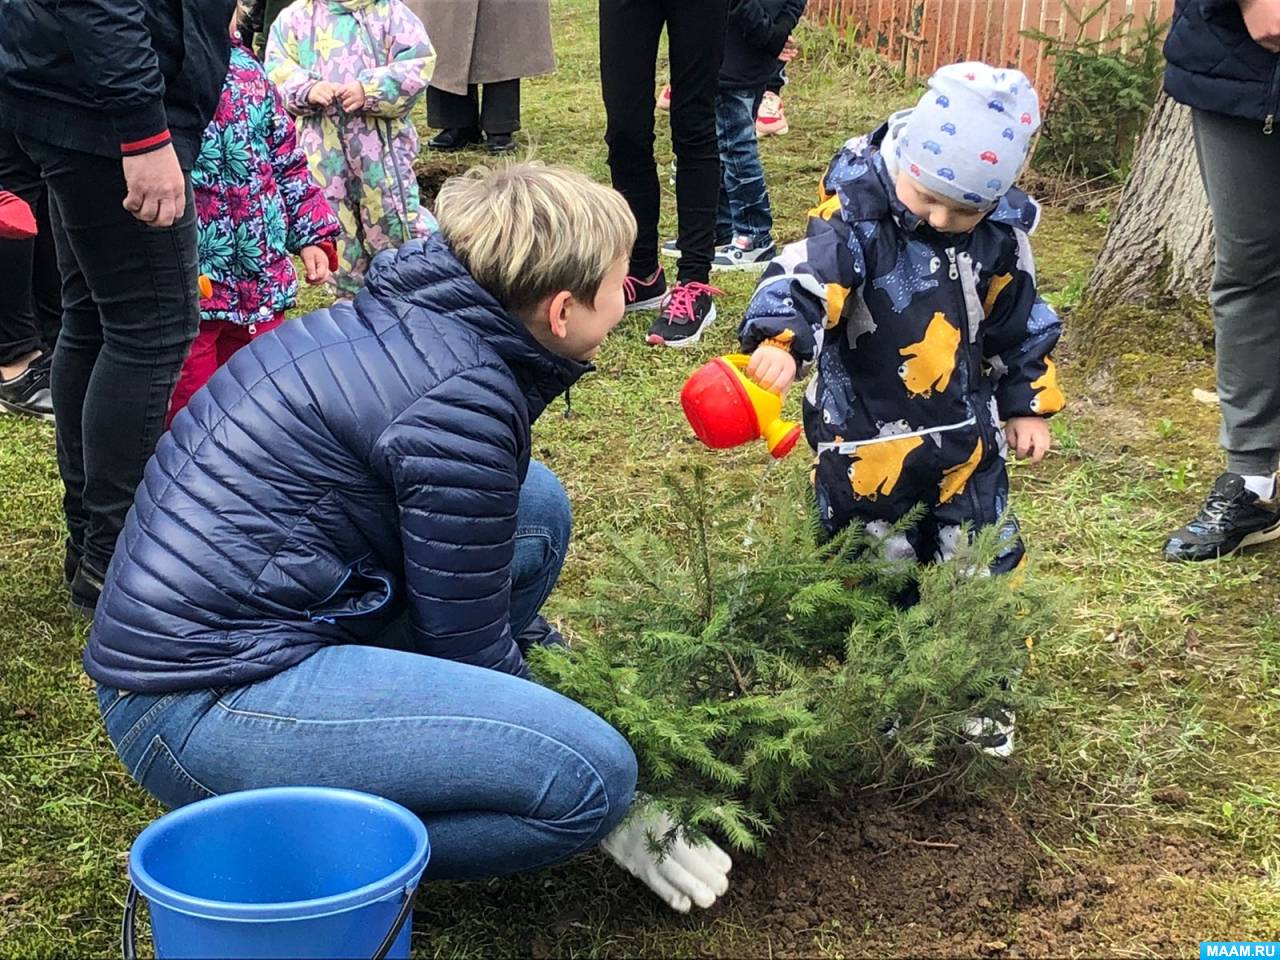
0, 0, 237, 168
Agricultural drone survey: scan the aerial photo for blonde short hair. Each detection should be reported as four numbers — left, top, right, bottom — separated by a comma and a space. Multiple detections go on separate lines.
433, 162, 637, 316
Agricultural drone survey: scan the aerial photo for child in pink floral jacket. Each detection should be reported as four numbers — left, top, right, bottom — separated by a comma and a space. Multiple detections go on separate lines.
167, 26, 340, 427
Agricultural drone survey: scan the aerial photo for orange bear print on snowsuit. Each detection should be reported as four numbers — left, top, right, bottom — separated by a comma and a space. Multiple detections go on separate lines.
848, 435, 924, 500
1029, 357, 1065, 415
898, 312, 961, 399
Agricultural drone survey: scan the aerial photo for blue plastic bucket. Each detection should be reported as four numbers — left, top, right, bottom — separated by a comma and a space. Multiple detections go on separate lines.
124, 787, 429, 959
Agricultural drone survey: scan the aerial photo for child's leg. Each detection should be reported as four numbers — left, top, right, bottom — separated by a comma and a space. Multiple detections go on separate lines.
930, 443, 1025, 574
712, 94, 735, 249
715, 86, 773, 249
166, 322, 223, 428
331, 196, 367, 298
214, 315, 285, 368
600, 0, 666, 280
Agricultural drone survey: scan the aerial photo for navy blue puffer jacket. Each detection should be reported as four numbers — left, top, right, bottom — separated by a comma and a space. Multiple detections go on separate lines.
1164, 0, 1280, 126
84, 236, 589, 693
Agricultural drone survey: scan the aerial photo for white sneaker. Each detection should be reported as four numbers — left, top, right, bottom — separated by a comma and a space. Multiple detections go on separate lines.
961, 711, 1015, 758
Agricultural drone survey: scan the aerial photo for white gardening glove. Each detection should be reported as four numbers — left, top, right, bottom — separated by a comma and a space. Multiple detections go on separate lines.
600, 802, 732, 913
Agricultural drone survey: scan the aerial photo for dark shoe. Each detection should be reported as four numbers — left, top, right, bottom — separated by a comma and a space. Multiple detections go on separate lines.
428, 127, 482, 151
69, 560, 105, 621
64, 541, 82, 590
646, 281, 721, 347
1163, 473, 1280, 561
711, 236, 777, 273
623, 267, 667, 313
515, 614, 569, 655
0, 353, 54, 422
484, 132, 517, 155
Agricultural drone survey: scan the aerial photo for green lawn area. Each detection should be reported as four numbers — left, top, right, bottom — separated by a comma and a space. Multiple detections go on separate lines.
2, 1, 1278, 956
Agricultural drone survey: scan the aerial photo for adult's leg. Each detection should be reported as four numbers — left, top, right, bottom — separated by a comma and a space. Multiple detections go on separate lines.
600, 0, 666, 280
0, 133, 52, 367
23, 137, 200, 574
509, 460, 572, 635
1193, 110, 1280, 477
665, 0, 728, 284
427, 85, 481, 130
97, 645, 638, 880
716, 87, 773, 248
479, 79, 521, 135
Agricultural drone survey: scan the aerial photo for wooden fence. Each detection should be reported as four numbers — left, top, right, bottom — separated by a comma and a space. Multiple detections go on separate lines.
806, 0, 1175, 101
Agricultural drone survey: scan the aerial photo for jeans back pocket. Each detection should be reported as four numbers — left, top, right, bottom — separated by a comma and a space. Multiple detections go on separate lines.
132, 735, 216, 810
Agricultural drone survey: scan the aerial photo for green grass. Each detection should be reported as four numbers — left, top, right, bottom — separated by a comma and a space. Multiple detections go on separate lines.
3, 0, 1279, 955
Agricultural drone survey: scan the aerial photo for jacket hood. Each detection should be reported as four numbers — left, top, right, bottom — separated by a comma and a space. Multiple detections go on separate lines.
361, 235, 592, 420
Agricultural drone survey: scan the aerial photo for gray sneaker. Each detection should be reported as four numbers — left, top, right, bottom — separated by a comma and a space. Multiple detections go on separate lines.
711, 236, 777, 272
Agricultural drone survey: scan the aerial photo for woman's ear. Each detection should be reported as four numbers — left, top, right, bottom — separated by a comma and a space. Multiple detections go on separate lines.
546, 290, 574, 340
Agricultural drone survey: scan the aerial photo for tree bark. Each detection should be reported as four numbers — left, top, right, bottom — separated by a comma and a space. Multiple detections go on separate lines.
1087, 94, 1215, 308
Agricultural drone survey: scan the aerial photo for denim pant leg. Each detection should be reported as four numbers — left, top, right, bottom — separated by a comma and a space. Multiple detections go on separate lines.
509, 459, 571, 635
715, 87, 773, 248
96, 643, 638, 881
19, 136, 199, 571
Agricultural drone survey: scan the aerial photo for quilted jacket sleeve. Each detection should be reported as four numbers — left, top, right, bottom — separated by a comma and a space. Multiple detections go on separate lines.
739, 194, 865, 373
982, 231, 1065, 420
378, 366, 528, 678
357, 2, 436, 120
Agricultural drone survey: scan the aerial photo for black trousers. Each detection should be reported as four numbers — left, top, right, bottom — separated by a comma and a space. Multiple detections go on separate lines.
4, 134, 199, 573
600, 0, 728, 284
0, 131, 61, 364
427, 81, 521, 135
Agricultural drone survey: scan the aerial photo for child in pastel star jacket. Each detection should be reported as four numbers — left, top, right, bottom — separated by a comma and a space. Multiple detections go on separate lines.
739, 63, 1064, 576
266, 0, 436, 297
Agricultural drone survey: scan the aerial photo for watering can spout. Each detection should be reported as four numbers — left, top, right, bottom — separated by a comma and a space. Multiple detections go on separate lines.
680, 353, 803, 459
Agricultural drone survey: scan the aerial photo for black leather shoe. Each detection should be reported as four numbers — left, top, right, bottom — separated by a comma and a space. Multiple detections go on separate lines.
69, 559, 105, 621
485, 132, 517, 155
428, 127, 482, 151
1163, 473, 1280, 561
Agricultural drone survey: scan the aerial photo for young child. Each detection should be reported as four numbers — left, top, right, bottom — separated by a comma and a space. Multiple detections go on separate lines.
710, 0, 805, 271
265, 0, 436, 297
739, 64, 1064, 753
167, 14, 341, 427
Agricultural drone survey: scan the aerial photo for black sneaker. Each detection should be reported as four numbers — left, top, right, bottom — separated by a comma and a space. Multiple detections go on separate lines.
485, 132, 517, 155
69, 559, 105, 621
515, 614, 569, 655
1163, 473, 1280, 561
646, 281, 721, 348
428, 127, 482, 151
0, 353, 54, 421
623, 267, 667, 313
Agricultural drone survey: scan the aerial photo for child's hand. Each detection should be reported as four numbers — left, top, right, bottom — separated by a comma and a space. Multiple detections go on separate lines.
307, 81, 337, 108
336, 81, 367, 113
1005, 416, 1051, 464
746, 343, 797, 395
300, 245, 331, 285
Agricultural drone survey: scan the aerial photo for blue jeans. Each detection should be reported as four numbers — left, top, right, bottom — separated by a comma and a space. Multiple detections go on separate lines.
95, 461, 638, 881
715, 87, 773, 248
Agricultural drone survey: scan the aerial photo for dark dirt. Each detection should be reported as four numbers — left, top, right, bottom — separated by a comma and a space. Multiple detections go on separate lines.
415, 157, 474, 209
710, 792, 1255, 958
421, 790, 1254, 959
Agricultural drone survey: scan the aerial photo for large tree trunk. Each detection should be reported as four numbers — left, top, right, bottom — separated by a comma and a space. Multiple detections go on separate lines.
1087, 94, 1215, 308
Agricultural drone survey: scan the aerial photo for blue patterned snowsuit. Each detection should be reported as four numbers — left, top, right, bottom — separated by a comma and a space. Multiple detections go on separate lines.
739, 123, 1064, 570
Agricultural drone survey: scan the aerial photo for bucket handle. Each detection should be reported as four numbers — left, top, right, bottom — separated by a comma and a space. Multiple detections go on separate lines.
122, 881, 417, 960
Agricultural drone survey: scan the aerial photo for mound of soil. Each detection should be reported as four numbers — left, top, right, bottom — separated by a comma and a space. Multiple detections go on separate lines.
716, 793, 1249, 958
416, 157, 474, 209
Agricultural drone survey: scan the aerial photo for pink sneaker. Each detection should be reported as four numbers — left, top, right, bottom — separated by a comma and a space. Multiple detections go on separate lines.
656, 84, 672, 112
756, 91, 788, 137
